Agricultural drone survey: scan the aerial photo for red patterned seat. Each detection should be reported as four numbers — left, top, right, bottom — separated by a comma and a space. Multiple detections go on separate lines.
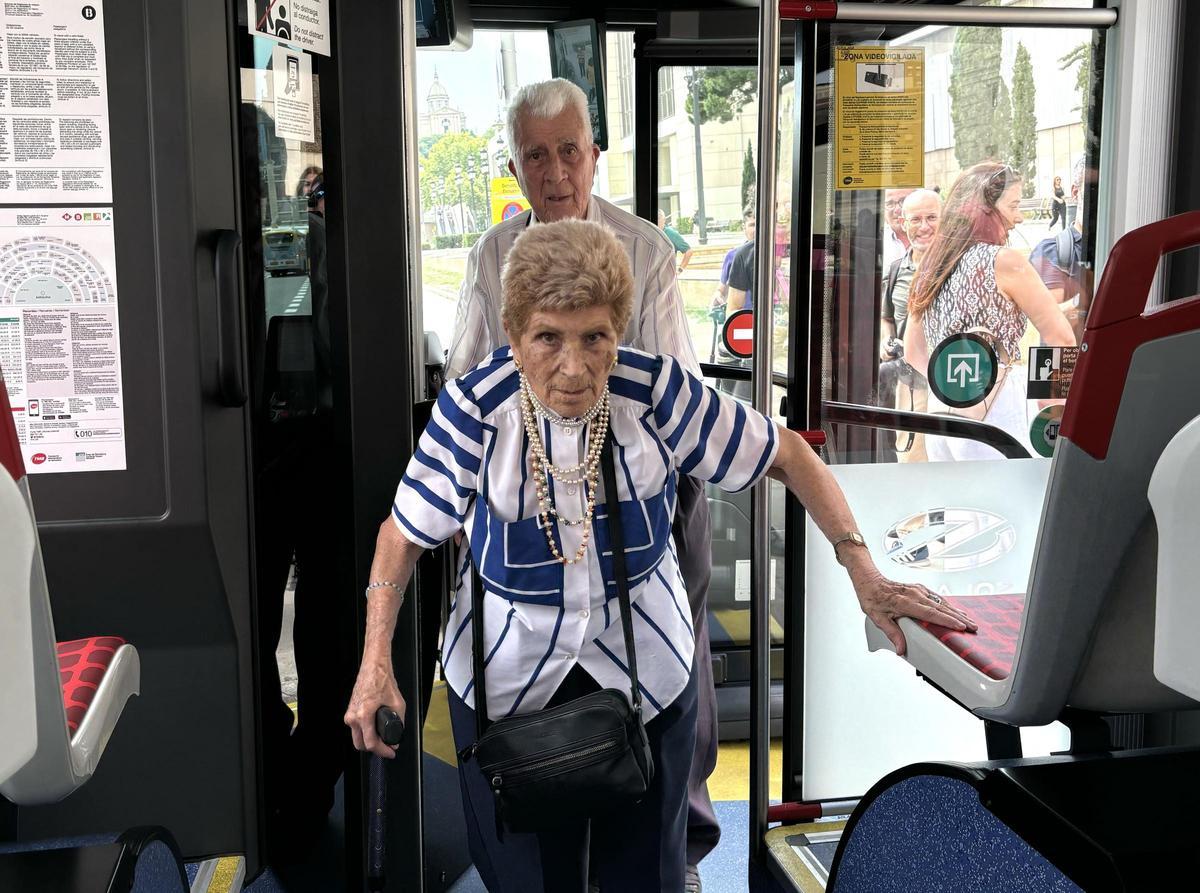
916, 594, 1025, 681
58, 637, 126, 736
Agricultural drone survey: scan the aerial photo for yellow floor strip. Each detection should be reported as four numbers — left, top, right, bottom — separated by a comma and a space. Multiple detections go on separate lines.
205, 856, 244, 893
422, 681, 460, 768
708, 739, 784, 802
190, 855, 245, 893
766, 821, 846, 893
711, 608, 785, 643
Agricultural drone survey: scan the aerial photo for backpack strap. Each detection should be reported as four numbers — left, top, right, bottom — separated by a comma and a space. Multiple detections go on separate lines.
1054, 228, 1077, 274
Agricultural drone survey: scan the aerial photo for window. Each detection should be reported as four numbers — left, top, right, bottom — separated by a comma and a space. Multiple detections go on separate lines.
817, 15, 1104, 466
657, 67, 675, 120
415, 30, 637, 354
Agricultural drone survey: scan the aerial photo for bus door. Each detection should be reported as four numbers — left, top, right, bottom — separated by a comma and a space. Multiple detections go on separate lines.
643, 32, 795, 741
752, 1, 1119, 887
235, 2, 424, 889
2, 0, 261, 870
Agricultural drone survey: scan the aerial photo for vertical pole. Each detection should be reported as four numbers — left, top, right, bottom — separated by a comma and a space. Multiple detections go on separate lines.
750, 0, 780, 868
691, 69, 709, 245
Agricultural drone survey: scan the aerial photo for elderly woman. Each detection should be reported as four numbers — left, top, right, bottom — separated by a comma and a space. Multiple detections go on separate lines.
346, 220, 972, 892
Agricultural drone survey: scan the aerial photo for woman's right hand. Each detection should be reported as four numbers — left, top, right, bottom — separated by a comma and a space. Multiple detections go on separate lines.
344, 658, 407, 759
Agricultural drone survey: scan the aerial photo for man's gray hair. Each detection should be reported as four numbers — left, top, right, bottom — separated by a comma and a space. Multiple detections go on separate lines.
504, 78, 592, 162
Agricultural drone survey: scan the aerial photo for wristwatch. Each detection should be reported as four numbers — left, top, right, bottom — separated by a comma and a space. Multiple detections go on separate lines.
831, 531, 867, 565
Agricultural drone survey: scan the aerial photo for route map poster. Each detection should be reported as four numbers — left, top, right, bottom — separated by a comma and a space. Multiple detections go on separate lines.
0, 2, 113, 203
834, 45, 925, 190
0, 207, 125, 473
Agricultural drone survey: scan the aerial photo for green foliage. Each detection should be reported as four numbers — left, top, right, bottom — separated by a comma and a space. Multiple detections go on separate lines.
418, 135, 439, 158
741, 141, 755, 211
676, 216, 694, 235
432, 233, 483, 250
420, 131, 491, 231
948, 27, 1012, 170
683, 68, 795, 127
1059, 41, 1092, 129
1010, 43, 1038, 198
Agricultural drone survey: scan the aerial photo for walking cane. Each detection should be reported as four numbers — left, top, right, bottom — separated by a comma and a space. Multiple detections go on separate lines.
367, 706, 405, 891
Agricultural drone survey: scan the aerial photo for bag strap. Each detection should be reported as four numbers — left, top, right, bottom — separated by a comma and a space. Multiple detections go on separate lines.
467, 427, 641, 742
470, 557, 488, 741
599, 430, 642, 711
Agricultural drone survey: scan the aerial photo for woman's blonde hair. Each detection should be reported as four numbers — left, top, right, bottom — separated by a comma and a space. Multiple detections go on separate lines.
501, 220, 633, 339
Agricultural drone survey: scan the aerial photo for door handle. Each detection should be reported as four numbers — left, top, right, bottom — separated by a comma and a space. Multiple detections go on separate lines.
213, 229, 246, 407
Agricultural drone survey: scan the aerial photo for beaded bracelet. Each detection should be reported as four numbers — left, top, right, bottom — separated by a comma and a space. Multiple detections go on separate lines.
365, 580, 405, 602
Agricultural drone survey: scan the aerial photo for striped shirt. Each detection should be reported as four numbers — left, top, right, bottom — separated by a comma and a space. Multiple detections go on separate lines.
392, 347, 779, 720
443, 194, 701, 381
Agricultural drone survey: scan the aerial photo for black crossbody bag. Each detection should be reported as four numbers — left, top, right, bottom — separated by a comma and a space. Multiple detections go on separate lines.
458, 431, 654, 836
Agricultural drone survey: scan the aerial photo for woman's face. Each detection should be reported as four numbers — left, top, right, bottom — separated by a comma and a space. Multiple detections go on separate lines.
509, 305, 618, 418
997, 182, 1023, 232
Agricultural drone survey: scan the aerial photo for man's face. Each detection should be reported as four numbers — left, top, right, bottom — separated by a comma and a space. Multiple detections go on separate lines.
902, 195, 941, 252
884, 189, 914, 234
507, 107, 600, 222
743, 215, 756, 241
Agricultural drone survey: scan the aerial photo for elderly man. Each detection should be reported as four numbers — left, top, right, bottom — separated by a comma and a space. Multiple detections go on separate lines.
442, 78, 720, 886
879, 188, 940, 462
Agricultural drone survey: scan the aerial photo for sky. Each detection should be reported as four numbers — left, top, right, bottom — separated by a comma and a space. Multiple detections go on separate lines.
416, 31, 552, 134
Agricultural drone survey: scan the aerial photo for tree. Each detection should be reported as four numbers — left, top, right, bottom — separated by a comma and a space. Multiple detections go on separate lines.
1059, 41, 1092, 129
1010, 42, 1037, 197
682, 68, 795, 127
948, 27, 1012, 169
741, 141, 755, 211
419, 131, 489, 232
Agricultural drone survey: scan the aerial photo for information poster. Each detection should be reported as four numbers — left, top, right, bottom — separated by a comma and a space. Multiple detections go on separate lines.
0, 208, 125, 473
0, 2, 112, 204
270, 45, 314, 142
834, 45, 925, 190
248, 0, 331, 57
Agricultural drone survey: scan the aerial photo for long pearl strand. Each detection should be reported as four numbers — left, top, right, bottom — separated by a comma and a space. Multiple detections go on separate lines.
518, 371, 610, 565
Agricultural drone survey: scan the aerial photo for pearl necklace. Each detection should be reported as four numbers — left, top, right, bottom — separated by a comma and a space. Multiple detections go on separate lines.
518, 373, 610, 565
523, 380, 607, 437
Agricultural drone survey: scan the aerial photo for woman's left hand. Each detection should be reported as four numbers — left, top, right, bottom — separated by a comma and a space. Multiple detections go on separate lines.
847, 565, 978, 656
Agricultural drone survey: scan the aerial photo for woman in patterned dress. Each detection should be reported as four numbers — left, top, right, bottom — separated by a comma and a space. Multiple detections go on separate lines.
904, 162, 1077, 461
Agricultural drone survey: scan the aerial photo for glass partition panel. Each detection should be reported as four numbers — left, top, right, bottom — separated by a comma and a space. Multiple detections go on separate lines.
415, 31, 636, 355
818, 10, 1103, 466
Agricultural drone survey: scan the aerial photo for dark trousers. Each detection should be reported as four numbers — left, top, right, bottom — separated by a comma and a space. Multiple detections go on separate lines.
672, 475, 721, 865
1049, 200, 1066, 231
448, 664, 698, 892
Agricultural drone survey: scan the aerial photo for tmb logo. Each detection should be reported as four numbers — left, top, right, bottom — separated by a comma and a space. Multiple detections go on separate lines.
884, 506, 1015, 572
31, 452, 47, 465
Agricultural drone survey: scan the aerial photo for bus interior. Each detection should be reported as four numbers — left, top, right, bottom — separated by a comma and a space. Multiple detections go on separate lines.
3, 0, 1200, 891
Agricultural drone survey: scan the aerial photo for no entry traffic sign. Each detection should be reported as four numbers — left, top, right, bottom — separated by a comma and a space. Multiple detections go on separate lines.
722, 309, 754, 359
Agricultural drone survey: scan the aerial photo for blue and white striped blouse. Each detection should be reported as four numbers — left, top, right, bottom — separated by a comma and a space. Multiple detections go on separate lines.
392, 346, 779, 720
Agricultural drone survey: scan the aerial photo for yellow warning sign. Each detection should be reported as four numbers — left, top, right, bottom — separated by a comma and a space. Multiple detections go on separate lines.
834, 45, 925, 190
490, 176, 530, 226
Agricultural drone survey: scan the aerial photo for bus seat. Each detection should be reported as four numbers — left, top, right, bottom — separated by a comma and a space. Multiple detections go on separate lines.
865, 211, 1200, 729
1147, 414, 1200, 701
0, 375, 141, 806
